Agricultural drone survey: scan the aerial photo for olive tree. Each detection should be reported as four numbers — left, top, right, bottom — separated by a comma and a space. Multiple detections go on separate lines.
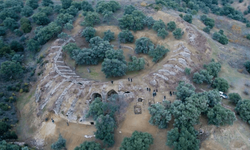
167, 21, 176, 31
51, 134, 66, 150
235, 100, 250, 124
0, 61, 23, 81
176, 82, 195, 101
127, 56, 145, 71
62, 43, 79, 57
95, 114, 116, 147
173, 28, 184, 39
21, 6, 34, 17
183, 14, 193, 23
61, 0, 72, 9
205, 90, 221, 107
103, 30, 115, 42
207, 104, 236, 126
148, 103, 172, 129
228, 93, 241, 104
135, 37, 154, 54
3, 17, 19, 31
81, 27, 96, 42
167, 126, 199, 150
102, 58, 127, 78
148, 45, 169, 62
81, 12, 100, 27
72, 49, 98, 65
118, 30, 134, 43
120, 131, 154, 150
74, 141, 102, 150
32, 12, 50, 25
26, 0, 39, 9
153, 19, 166, 32
42, 0, 54, 6
90, 36, 113, 61
212, 77, 229, 92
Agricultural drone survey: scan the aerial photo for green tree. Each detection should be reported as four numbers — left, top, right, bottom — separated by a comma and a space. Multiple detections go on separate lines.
66, 5, 78, 16
176, 82, 195, 101
96, 1, 121, 14
39, 6, 53, 16
207, 104, 236, 126
144, 16, 155, 29
102, 58, 127, 78
184, 67, 191, 75
0, 122, 10, 136
10, 41, 24, 52
56, 13, 74, 25
167, 21, 176, 32
61, 0, 72, 9
58, 32, 69, 40
186, 93, 209, 114
21, 6, 33, 17
51, 134, 66, 150
235, 100, 250, 124
118, 30, 134, 43
148, 45, 169, 62
12, 54, 24, 64
90, 37, 113, 61
212, 77, 229, 92
203, 26, 210, 33
14, 29, 23, 37
64, 22, 74, 31
95, 115, 116, 147
81, 1, 94, 12
244, 61, 250, 73
20, 17, 32, 33
74, 141, 102, 150
81, 27, 96, 42
167, 126, 199, 150
103, 11, 113, 23
103, 30, 115, 42
42, 0, 54, 6
3, 17, 19, 31
26, 39, 39, 52
34, 22, 62, 45
135, 37, 154, 54
157, 28, 168, 39
205, 90, 221, 107
200, 15, 215, 29
118, 10, 146, 31
32, 13, 50, 25
26, 0, 39, 9
171, 100, 200, 127
228, 93, 241, 104
212, 32, 228, 45
183, 14, 192, 23
246, 34, 250, 40
120, 131, 154, 150
153, 19, 166, 32
173, 28, 184, 39
0, 27, 6, 36
72, 49, 98, 65
204, 60, 221, 77
63, 43, 79, 57
193, 69, 212, 84
81, 12, 100, 26
86, 97, 104, 120
148, 103, 172, 129
127, 56, 145, 71
0, 61, 23, 81
124, 5, 136, 15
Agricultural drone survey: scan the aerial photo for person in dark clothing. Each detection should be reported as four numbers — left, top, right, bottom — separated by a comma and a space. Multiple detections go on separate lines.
128, 78, 130, 81
111, 81, 113, 84
147, 88, 149, 91
156, 89, 158, 92
170, 91, 172, 96
164, 96, 166, 99
149, 88, 151, 92
131, 78, 132, 82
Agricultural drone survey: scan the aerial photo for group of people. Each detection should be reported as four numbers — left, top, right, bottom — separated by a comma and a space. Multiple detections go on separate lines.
110, 77, 133, 84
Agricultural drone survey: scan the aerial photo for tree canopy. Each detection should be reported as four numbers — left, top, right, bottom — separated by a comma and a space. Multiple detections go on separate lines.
167, 21, 176, 32
118, 30, 134, 43
135, 37, 154, 54
51, 134, 66, 150
207, 104, 236, 126
167, 126, 200, 150
212, 77, 229, 92
81, 27, 96, 42
0, 61, 23, 81
120, 131, 154, 150
235, 100, 250, 124
148, 103, 172, 129
173, 28, 184, 39
148, 45, 169, 62
204, 60, 221, 77
61, 0, 72, 9
127, 56, 145, 72
192, 69, 213, 84
176, 82, 195, 101
229, 93, 241, 104
81, 12, 100, 27
74, 141, 102, 150
205, 90, 221, 107
103, 30, 115, 42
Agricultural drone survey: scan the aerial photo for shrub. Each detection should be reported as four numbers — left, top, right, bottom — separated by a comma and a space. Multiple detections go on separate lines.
26, 0, 39, 9
127, 56, 145, 71
81, 27, 96, 42
135, 37, 154, 54
203, 26, 210, 33
81, 1, 94, 12
118, 30, 134, 43
212, 32, 228, 45
103, 30, 115, 42
81, 12, 100, 26
204, 60, 221, 77
212, 77, 229, 92
183, 14, 192, 23
235, 100, 250, 124
0, 27, 6, 36
0, 61, 23, 81
244, 61, 250, 73
74, 141, 102, 150
3, 17, 19, 31
21, 6, 33, 17
124, 5, 136, 15
148, 45, 169, 62
228, 93, 241, 104
96, 1, 121, 14
42, 0, 54, 6
62, 43, 79, 57
200, 15, 215, 29
153, 19, 166, 32
157, 28, 168, 39
51, 134, 66, 150
10, 41, 24, 52
61, 0, 72, 9
207, 104, 236, 126
173, 28, 184, 39
184, 67, 191, 75
120, 131, 153, 150
32, 13, 50, 25
167, 21, 176, 32
246, 34, 250, 40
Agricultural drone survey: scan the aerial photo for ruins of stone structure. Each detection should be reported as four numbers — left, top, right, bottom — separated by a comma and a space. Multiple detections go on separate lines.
34, 19, 211, 125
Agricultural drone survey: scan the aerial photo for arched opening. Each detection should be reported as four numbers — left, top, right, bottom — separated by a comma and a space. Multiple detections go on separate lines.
90, 122, 94, 125
78, 82, 82, 85
138, 98, 143, 102
107, 89, 118, 99
91, 93, 102, 101
124, 91, 130, 93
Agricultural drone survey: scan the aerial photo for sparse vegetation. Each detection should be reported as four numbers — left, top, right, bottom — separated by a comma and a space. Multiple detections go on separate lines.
51, 134, 66, 150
